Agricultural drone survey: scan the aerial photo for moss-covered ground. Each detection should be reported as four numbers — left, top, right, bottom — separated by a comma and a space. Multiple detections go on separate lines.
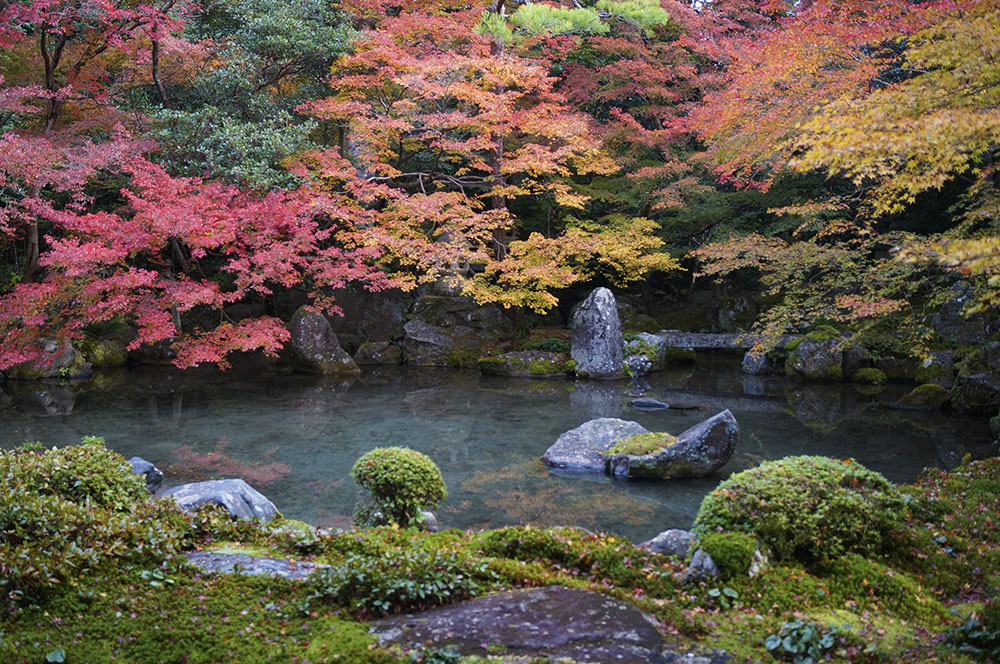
3, 443, 1000, 664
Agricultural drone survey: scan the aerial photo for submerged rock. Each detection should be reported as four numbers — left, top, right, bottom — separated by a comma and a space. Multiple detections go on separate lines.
606, 410, 739, 479
157, 479, 278, 521
285, 306, 360, 375
354, 340, 403, 365
571, 287, 625, 380
128, 456, 164, 493
542, 418, 649, 473
371, 586, 667, 664
631, 397, 671, 410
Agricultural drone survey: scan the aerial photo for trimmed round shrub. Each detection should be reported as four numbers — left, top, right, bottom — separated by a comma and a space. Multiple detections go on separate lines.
351, 447, 447, 527
693, 456, 905, 564
698, 532, 757, 579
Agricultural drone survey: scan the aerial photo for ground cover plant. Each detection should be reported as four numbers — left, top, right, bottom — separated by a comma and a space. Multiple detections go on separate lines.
2, 440, 999, 662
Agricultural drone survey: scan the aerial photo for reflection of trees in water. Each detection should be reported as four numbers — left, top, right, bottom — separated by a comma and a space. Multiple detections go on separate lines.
458, 461, 655, 532
169, 439, 291, 484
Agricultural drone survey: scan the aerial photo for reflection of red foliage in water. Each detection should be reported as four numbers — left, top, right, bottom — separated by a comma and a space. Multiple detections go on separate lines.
171, 442, 291, 485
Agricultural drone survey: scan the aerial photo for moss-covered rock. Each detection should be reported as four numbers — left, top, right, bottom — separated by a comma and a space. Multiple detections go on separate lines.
892, 383, 950, 411
78, 339, 129, 368
477, 351, 574, 377
698, 532, 758, 579
605, 431, 678, 456
851, 367, 886, 384
785, 338, 843, 382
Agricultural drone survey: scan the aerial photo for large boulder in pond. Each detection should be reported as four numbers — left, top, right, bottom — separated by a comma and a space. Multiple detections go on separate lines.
785, 338, 843, 381
285, 306, 360, 375
571, 287, 625, 380
542, 418, 649, 473
605, 409, 739, 479
157, 479, 278, 521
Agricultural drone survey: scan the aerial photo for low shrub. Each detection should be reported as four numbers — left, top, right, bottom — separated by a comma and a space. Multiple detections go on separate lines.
304, 548, 494, 618
945, 601, 1000, 661
351, 447, 447, 527
693, 456, 906, 564
765, 618, 838, 663
0, 440, 190, 609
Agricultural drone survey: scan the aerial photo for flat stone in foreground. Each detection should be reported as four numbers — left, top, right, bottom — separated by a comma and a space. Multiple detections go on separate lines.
371, 586, 665, 664
185, 551, 328, 580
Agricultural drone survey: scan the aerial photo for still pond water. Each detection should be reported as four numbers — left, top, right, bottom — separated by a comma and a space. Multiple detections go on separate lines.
1, 356, 995, 543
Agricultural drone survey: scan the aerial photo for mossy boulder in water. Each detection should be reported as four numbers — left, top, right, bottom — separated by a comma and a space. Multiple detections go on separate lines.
785, 337, 843, 381
892, 383, 950, 411
477, 350, 574, 377
605, 409, 739, 479
542, 418, 650, 473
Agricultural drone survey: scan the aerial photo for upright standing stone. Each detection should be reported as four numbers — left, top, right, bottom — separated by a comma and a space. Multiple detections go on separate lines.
285, 306, 360, 375
571, 288, 624, 380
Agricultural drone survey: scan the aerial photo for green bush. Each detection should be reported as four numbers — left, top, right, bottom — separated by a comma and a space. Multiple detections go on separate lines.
698, 532, 757, 579
10, 436, 149, 510
0, 440, 190, 609
693, 456, 906, 564
946, 601, 1000, 661
351, 447, 447, 527
304, 548, 493, 618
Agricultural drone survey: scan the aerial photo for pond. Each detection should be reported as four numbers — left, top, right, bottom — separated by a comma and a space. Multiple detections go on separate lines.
1, 356, 995, 543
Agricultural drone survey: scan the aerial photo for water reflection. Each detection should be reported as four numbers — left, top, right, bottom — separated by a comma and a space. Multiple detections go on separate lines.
1, 356, 995, 542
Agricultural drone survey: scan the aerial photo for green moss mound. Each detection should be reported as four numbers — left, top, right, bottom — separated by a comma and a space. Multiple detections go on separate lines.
351, 447, 447, 527
699, 532, 757, 579
852, 368, 887, 384
693, 456, 906, 565
606, 431, 678, 456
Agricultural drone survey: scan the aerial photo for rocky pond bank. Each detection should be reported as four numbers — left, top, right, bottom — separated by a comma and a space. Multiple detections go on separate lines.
2, 438, 999, 664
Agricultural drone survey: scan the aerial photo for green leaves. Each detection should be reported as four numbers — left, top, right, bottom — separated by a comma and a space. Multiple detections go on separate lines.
351, 447, 447, 527
764, 619, 839, 664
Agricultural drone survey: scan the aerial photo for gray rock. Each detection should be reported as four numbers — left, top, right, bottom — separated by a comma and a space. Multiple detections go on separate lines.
371, 586, 666, 664
875, 355, 920, 381
625, 354, 653, 377
128, 456, 164, 493
606, 410, 739, 479
185, 551, 328, 580
952, 373, 1000, 414
741, 351, 772, 375
627, 332, 668, 371
402, 296, 511, 367
930, 281, 993, 344
542, 417, 649, 473
416, 510, 440, 533
285, 306, 360, 375
571, 287, 625, 380
916, 351, 955, 388
842, 345, 872, 378
4, 336, 92, 380
639, 529, 694, 558
326, 287, 412, 352
682, 548, 720, 584
157, 479, 278, 521
785, 338, 843, 381
354, 340, 403, 365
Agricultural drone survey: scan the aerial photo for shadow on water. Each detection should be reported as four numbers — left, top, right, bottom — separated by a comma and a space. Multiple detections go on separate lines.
1, 355, 995, 542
